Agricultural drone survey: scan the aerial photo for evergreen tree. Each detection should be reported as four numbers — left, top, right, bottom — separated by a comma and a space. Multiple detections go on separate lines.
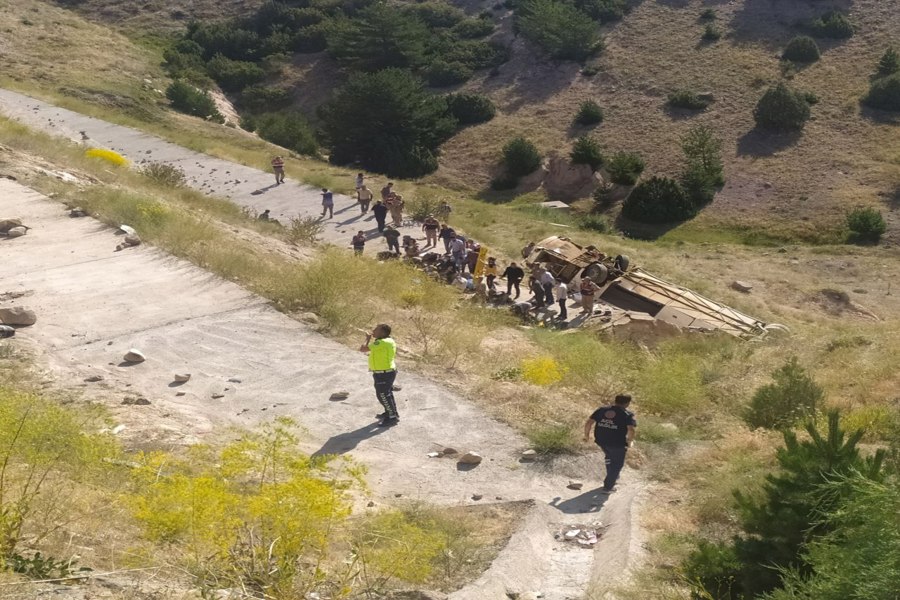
754, 83, 811, 131
516, 0, 601, 61
319, 68, 457, 178
877, 47, 900, 76
326, 4, 430, 71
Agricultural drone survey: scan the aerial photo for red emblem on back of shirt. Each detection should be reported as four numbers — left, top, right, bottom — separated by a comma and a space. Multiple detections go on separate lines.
604, 410, 616, 419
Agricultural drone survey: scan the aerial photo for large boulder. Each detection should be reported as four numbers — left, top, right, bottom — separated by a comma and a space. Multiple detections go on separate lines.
0, 307, 37, 326
0, 218, 23, 233
542, 155, 602, 200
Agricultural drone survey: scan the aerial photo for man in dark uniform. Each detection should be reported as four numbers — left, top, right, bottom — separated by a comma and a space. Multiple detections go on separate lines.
358, 324, 399, 427
583, 394, 637, 493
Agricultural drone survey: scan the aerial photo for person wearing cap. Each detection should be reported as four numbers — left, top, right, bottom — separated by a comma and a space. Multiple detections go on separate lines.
358, 324, 399, 426
583, 394, 637, 493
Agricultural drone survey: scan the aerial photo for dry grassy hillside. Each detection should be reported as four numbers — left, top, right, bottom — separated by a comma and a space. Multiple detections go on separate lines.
436, 0, 900, 242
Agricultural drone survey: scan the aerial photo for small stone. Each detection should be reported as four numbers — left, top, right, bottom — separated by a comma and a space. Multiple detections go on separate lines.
173, 373, 191, 383
212, 393, 225, 399
440, 447, 459, 457
69, 208, 87, 217
298, 312, 320, 325
175, 392, 186, 397
0, 307, 37, 326
567, 481, 584, 491
111, 424, 126, 435
227, 377, 242, 383
471, 494, 483, 501
84, 375, 104, 382
392, 384, 402, 391
521, 449, 538, 461
124, 234, 141, 247
395, 493, 402, 498
457, 452, 483, 465
122, 396, 151, 405
123, 349, 146, 363
367, 501, 375, 507
426, 452, 441, 458
731, 280, 753, 293
329, 391, 350, 401
496, 496, 503, 500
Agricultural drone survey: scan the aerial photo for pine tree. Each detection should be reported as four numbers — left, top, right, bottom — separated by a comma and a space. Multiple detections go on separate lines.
326, 4, 429, 71
877, 47, 900, 77
754, 82, 811, 131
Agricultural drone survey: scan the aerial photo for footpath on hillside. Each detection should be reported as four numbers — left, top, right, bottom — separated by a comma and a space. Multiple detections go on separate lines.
0, 91, 646, 599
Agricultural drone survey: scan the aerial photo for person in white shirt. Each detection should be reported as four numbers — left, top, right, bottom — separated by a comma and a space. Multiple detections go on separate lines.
539, 267, 556, 307
556, 281, 569, 320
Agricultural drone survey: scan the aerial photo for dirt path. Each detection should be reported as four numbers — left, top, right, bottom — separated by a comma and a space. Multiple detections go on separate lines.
0, 91, 647, 597
0, 88, 422, 250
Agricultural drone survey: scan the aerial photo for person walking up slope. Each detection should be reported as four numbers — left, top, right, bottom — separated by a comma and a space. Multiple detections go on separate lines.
583, 394, 636, 493
359, 324, 400, 427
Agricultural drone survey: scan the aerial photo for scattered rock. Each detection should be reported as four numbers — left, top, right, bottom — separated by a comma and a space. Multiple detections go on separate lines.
173, 373, 191, 383
6, 227, 27, 238
697, 91, 715, 102
440, 447, 459, 457
69, 207, 88, 217
0, 218, 24, 233
298, 312, 321, 325
471, 494, 483, 501
212, 393, 225, 399
521, 449, 538, 461
0, 325, 15, 338
367, 501, 375, 507
731, 280, 753, 293
457, 452, 483, 465
111, 424, 126, 435
124, 234, 142, 247
84, 375, 104, 382
392, 384, 402, 391
385, 591, 448, 600
175, 392, 186, 397
329, 391, 350, 401
0, 307, 37, 326
567, 480, 584, 491
123, 349, 146, 363
122, 396, 151, 405
227, 377, 242, 383
395, 493, 403, 498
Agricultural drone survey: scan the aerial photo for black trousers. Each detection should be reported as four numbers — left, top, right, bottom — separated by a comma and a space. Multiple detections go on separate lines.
507, 279, 521, 298
373, 370, 398, 419
600, 445, 627, 490
558, 298, 567, 320
542, 283, 554, 306
375, 215, 386, 232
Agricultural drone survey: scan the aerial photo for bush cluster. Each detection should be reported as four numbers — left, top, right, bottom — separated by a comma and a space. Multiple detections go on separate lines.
445, 93, 496, 125
606, 151, 645, 185
864, 72, 900, 112
165, 81, 224, 122
516, 0, 602, 61
570, 135, 604, 171
702, 24, 722, 41
248, 111, 318, 156
877, 47, 900, 76
846, 207, 887, 244
621, 176, 695, 223
667, 89, 711, 110
574, 99, 604, 125
783, 35, 820, 63
744, 358, 823, 430
811, 10, 854, 39
502, 136, 542, 178
573, 0, 627, 22
754, 82, 812, 131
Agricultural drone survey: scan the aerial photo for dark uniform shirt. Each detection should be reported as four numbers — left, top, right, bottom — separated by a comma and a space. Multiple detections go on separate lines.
591, 405, 637, 447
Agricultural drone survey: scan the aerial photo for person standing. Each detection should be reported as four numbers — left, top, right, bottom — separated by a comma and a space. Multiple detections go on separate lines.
351, 231, 366, 256
436, 200, 452, 221
355, 172, 365, 190
422, 214, 440, 248
359, 324, 399, 427
580, 276, 600, 316
383, 225, 401, 254
357, 185, 373, 214
381, 182, 394, 201
321, 188, 334, 219
521, 241, 536, 261
372, 200, 388, 232
502, 262, 525, 298
271, 156, 285, 184
556, 280, 569, 320
449, 235, 467, 270
484, 257, 499, 292
389, 194, 404, 226
438, 223, 455, 253
583, 394, 636, 493
539, 267, 556, 308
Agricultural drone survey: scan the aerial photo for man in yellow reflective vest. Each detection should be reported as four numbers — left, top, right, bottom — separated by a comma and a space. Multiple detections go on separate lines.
358, 323, 399, 427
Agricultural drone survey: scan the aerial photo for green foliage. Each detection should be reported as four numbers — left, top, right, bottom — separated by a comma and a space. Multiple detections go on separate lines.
667, 89, 711, 110
699, 8, 717, 20
0, 386, 117, 559
574, 99, 604, 125
425, 60, 473, 87
401, 1, 465, 28
327, 4, 429, 70
607, 151, 645, 185
292, 21, 332, 53
239, 85, 292, 113
846, 206, 887, 243
165, 81, 225, 123
526, 424, 577, 455
452, 16, 495, 39
754, 82, 812, 131
702, 24, 722, 41
186, 21, 262, 61
577, 213, 611, 233
502, 136, 542, 177
490, 172, 520, 190
592, 180, 616, 208
621, 176, 695, 224
811, 10, 853, 39
573, 0, 627, 22
516, 0, 602, 61
876, 47, 900, 76
570, 135, 604, 171
320, 68, 456, 177
6, 551, 89, 580
864, 72, 900, 111
783, 35, 820, 63
445, 93, 496, 125
252, 111, 318, 156
141, 162, 187, 187
206, 54, 266, 92
744, 357, 823, 431
681, 124, 724, 205
683, 541, 742, 600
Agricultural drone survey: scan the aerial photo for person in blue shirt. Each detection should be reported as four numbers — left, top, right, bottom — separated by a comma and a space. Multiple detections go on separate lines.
583, 394, 637, 493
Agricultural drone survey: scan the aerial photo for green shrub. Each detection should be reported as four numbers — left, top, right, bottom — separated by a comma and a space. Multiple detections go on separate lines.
446, 93, 496, 125
702, 24, 722, 41
699, 8, 717, 20
502, 137, 542, 177
292, 22, 331, 53
573, 0, 627, 22
186, 21, 262, 61
165, 81, 225, 122
744, 357, 823, 431
683, 541, 743, 600
253, 111, 318, 156
667, 89, 710, 110
516, 0, 602, 61
490, 172, 520, 190
681, 124, 724, 204
320, 68, 457, 178
811, 10, 853, 39
846, 207, 887, 243
451, 16, 495, 39
783, 35, 820, 63
402, 1, 465, 28
327, 4, 430, 70
876, 47, 900, 76
863, 72, 900, 111
574, 99, 603, 125
570, 135, 604, 171
141, 163, 187, 187
425, 60, 473, 87
607, 151, 645, 185
577, 213, 610, 233
754, 82, 812, 131
621, 176, 695, 224
239, 85, 292, 113
206, 54, 266, 92
592, 180, 615, 208
526, 424, 576, 455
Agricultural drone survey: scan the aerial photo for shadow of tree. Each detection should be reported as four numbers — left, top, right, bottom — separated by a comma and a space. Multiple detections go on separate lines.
728, 0, 854, 51
736, 127, 802, 157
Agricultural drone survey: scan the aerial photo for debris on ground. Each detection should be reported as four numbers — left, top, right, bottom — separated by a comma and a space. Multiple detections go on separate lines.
69, 207, 88, 217
521, 449, 538, 461
84, 374, 104, 382
555, 523, 604, 547
122, 396, 151, 405
329, 391, 350, 401
457, 451, 483, 466
0, 325, 15, 338
0, 306, 37, 326
116, 233, 142, 251
731, 280, 753, 293
173, 373, 191, 383
1, 218, 28, 236
123, 349, 146, 363
567, 480, 584, 491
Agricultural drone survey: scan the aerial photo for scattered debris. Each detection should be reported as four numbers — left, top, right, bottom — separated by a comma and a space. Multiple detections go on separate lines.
392, 384, 402, 391
212, 393, 225, 399
116, 234, 142, 251
84, 375, 104, 382
173, 373, 191, 383
0, 218, 28, 236
111, 424, 126, 435
471, 494, 483, 501
521, 449, 538, 461
567, 481, 584, 491
439, 447, 459, 457
119, 224, 137, 235
69, 207, 88, 217
367, 501, 375, 507
122, 396, 151, 406
555, 523, 603, 547
0, 325, 15, 338
426, 452, 441, 458
175, 391, 186, 397
329, 391, 350, 401
0, 307, 37, 326
457, 451, 483, 465
123, 349, 146, 363
6, 227, 27, 238
731, 280, 753, 293
227, 377, 242, 383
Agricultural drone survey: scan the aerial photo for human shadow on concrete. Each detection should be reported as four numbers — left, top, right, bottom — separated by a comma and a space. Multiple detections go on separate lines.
250, 184, 279, 196
311, 422, 387, 457
736, 128, 802, 157
548, 487, 611, 514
